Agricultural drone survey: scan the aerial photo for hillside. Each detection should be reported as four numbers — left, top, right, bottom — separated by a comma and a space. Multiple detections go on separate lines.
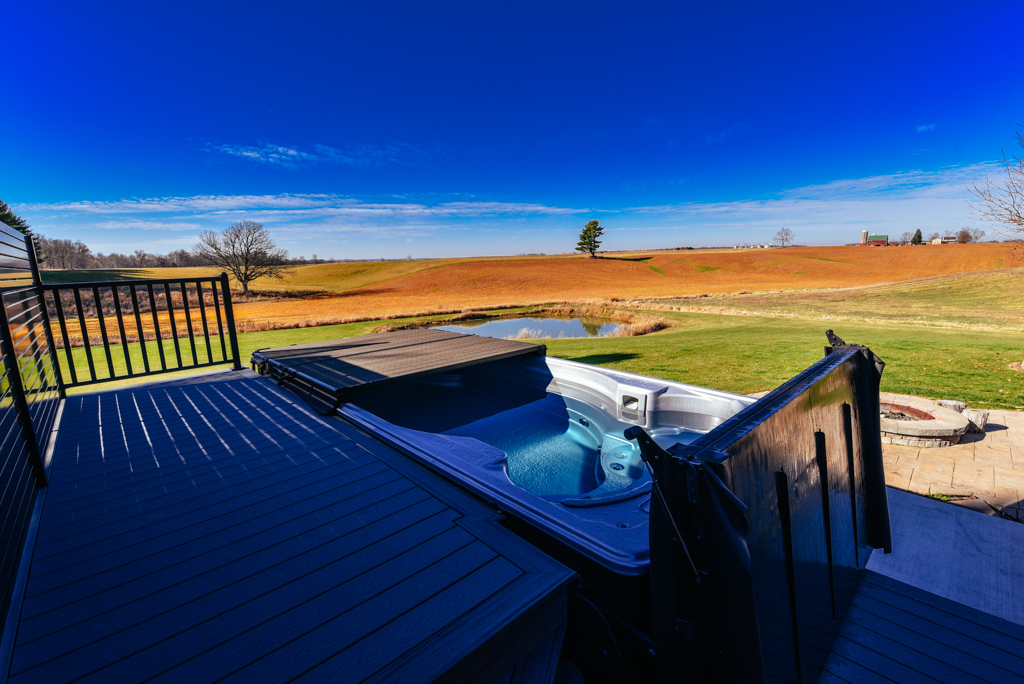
40, 243, 1021, 329
631, 268, 1024, 331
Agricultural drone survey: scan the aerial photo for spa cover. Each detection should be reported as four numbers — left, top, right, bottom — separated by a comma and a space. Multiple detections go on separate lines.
252, 328, 546, 412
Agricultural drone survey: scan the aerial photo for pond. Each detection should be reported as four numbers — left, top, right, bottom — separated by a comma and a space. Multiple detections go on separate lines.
433, 315, 620, 339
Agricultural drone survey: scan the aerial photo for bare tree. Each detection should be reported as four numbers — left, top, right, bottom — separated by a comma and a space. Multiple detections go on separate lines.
133, 249, 156, 267
968, 130, 1024, 236
900, 231, 914, 244
37, 236, 95, 270
774, 227, 794, 247
164, 249, 197, 267
193, 220, 290, 294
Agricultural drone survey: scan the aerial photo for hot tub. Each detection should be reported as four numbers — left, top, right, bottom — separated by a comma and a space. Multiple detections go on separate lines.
339, 354, 754, 574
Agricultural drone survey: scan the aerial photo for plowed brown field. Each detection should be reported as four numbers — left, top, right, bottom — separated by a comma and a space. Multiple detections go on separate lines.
230, 243, 1019, 327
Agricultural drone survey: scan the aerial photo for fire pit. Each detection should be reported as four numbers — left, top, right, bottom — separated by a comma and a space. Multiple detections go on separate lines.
878, 394, 969, 447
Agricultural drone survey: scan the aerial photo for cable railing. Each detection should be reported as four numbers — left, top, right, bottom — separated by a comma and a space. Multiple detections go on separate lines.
0, 221, 63, 629
42, 274, 242, 387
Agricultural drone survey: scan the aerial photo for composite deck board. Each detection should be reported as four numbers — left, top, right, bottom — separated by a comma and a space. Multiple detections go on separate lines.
20, 472, 414, 621
28, 458, 391, 579
252, 328, 546, 403
30, 455, 389, 572
40, 429, 362, 512
7, 371, 573, 683
36, 442, 374, 534
35, 447, 378, 545
822, 571, 1024, 684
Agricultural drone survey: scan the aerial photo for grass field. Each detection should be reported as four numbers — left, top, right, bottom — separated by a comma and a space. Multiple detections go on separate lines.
632, 268, 1024, 332
58, 310, 1024, 410
41, 243, 1021, 330
44, 243, 1023, 410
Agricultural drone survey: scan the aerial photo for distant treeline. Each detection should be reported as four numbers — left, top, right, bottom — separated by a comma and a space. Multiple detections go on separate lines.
36, 236, 339, 270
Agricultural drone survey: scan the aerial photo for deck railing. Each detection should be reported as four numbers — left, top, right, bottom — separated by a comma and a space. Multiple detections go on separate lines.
0, 222, 64, 628
0, 219, 242, 634
42, 274, 242, 387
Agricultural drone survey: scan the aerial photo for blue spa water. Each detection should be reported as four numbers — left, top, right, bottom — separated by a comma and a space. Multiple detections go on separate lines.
443, 393, 638, 498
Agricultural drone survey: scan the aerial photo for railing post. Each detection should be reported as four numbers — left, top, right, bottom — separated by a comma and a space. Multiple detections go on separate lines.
25, 235, 65, 399
0, 304, 47, 486
219, 273, 242, 371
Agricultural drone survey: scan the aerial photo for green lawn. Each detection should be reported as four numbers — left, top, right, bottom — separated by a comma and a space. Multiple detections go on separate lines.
60, 309, 1024, 411
544, 311, 1023, 410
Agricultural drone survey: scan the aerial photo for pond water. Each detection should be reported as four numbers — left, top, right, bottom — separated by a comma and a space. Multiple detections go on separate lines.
433, 316, 620, 339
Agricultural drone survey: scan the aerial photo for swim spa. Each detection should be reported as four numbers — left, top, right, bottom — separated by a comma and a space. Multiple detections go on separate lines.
253, 329, 894, 681
338, 354, 755, 574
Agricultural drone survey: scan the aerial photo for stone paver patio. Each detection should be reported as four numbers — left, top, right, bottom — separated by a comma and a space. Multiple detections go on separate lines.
882, 406, 1024, 520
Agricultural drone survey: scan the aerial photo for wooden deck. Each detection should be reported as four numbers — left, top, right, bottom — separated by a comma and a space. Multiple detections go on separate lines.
252, 329, 545, 412
821, 488, 1024, 683
5, 371, 573, 683
821, 571, 1024, 683
866, 488, 1024, 626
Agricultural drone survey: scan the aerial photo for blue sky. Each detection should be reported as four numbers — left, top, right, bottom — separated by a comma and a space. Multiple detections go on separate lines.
4, 1, 1022, 259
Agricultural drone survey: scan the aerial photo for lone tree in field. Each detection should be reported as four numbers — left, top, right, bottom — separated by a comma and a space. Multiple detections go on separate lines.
774, 227, 794, 247
193, 220, 290, 294
576, 220, 605, 258
911, 228, 923, 245
968, 130, 1024, 236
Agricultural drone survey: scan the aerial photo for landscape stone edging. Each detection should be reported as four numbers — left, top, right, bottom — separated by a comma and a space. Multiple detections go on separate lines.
880, 432, 958, 448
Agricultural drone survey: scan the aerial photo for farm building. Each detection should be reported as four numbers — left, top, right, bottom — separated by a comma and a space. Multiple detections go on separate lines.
861, 233, 889, 246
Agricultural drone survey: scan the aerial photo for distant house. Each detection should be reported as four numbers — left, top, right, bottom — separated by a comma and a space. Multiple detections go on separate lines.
930, 236, 957, 245
863, 234, 889, 246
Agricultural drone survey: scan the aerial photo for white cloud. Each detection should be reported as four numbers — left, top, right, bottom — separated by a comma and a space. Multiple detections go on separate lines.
21, 194, 338, 214
211, 143, 318, 168
14, 163, 1003, 257
613, 164, 1000, 243
916, 123, 937, 133
93, 219, 204, 231
22, 195, 585, 221
16, 194, 588, 253
206, 141, 428, 168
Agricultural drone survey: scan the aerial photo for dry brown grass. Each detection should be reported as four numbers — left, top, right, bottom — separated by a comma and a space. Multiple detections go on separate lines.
48, 244, 1021, 341
227, 243, 1020, 329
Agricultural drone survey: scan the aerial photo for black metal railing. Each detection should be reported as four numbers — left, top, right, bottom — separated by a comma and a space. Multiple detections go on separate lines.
0, 221, 64, 629
42, 273, 242, 387
0, 219, 243, 636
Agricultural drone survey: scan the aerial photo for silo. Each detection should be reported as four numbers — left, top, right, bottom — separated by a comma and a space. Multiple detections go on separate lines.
861, 230, 869, 244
